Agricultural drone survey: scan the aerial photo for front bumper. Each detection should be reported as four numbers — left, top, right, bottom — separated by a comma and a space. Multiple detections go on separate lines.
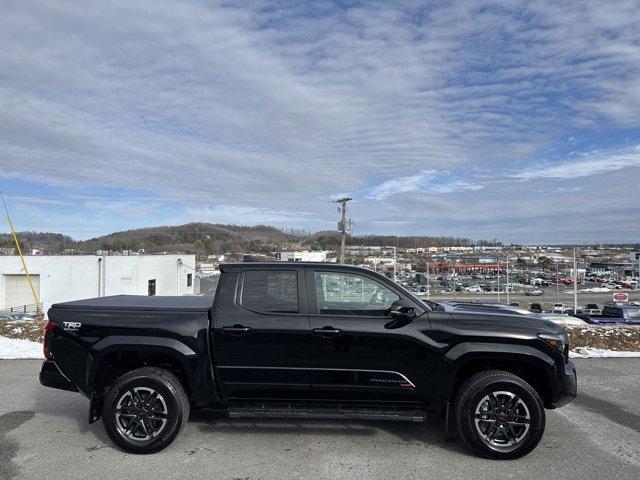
551, 359, 577, 408
39, 361, 78, 392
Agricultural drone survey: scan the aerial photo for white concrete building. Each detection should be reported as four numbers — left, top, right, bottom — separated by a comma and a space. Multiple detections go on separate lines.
279, 251, 328, 262
0, 254, 196, 314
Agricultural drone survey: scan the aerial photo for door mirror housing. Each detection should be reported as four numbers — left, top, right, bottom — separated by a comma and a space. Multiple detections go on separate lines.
385, 299, 417, 329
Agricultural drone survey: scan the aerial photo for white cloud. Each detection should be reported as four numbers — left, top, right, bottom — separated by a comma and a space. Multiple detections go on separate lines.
367, 170, 437, 200
185, 205, 313, 226
512, 146, 640, 180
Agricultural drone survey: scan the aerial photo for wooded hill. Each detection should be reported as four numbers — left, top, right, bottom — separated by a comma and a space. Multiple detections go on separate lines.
1, 223, 496, 256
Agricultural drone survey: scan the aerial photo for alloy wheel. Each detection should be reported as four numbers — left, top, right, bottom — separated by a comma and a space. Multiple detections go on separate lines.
115, 387, 168, 442
473, 390, 531, 452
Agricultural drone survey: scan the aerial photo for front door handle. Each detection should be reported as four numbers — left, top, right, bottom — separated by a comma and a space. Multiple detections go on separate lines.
222, 325, 252, 336
312, 327, 342, 338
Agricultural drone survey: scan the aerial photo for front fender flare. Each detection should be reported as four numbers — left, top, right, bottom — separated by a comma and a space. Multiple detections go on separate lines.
435, 342, 556, 408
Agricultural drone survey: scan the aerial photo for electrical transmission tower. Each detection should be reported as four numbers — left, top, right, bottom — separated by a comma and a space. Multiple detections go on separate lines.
333, 197, 352, 264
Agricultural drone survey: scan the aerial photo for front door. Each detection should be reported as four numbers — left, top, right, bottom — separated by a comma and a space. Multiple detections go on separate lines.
306, 268, 427, 402
213, 268, 311, 399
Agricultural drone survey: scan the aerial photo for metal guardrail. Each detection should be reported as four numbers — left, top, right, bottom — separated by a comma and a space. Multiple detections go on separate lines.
0, 303, 43, 318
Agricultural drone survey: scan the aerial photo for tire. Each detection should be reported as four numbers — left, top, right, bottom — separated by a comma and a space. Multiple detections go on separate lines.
454, 370, 545, 460
102, 367, 190, 454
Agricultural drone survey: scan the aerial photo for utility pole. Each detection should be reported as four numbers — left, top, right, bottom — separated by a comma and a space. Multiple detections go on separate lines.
333, 197, 352, 264
426, 262, 430, 299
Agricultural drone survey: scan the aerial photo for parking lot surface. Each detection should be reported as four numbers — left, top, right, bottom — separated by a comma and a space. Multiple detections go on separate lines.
1, 359, 639, 480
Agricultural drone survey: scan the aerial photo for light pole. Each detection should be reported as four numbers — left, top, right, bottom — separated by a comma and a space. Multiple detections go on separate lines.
556, 258, 560, 303
573, 247, 578, 312
497, 261, 501, 303
506, 255, 510, 305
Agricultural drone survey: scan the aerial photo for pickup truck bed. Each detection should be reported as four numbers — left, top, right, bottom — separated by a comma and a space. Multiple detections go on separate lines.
52, 295, 214, 312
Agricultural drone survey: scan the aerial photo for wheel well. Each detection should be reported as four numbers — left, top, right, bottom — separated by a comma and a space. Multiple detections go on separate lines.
94, 350, 192, 400
451, 358, 552, 406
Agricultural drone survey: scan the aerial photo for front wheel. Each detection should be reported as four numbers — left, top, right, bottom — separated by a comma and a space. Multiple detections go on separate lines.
102, 367, 189, 454
455, 370, 545, 460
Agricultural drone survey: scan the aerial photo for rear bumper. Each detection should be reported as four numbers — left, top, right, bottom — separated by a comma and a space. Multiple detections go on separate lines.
39, 361, 78, 392
550, 359, 577, 408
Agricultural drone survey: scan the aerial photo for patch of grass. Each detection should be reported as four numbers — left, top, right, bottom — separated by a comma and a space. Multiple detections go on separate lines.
567, 325, 640, 351
0, 320, 44, 342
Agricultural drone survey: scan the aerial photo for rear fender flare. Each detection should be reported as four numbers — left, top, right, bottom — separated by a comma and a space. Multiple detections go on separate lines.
88, 335, 198, 394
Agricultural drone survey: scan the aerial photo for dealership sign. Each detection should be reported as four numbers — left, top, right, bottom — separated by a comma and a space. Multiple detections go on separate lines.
613, 292, 629, 302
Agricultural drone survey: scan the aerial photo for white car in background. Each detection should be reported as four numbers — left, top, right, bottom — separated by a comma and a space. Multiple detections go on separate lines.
552, 303, 564, 313
465, 285, 483, 292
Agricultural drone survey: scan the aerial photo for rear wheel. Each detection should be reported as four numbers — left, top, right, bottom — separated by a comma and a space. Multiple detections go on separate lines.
102, 367, 189, 454
455, 370, 545, 460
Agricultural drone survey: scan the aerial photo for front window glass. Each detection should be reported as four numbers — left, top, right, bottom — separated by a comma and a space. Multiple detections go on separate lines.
314, 272, 399, 316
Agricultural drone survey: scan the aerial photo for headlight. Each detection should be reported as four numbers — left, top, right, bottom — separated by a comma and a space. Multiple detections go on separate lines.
538, 333, 567, 353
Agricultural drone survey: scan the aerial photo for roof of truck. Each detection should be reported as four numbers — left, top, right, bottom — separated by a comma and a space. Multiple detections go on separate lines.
219, 262, 366, 272
50, 295, 214, 312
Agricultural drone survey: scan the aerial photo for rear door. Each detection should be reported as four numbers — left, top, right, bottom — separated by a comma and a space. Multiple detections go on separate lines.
306, 267, 429, 401
212, 267, 312, 399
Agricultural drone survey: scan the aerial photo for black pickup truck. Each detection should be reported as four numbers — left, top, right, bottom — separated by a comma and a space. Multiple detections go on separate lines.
40, 262, 576, 459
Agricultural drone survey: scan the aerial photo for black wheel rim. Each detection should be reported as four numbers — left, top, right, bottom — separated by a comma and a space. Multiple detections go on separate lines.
115, 387, 168, 443
473, 390, 531, 452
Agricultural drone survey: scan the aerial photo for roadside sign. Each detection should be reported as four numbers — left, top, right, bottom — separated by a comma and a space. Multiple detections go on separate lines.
613, 292, 629, 302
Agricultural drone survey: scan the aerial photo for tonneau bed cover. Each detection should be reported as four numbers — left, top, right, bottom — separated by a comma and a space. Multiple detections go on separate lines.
51, 295, 214, 312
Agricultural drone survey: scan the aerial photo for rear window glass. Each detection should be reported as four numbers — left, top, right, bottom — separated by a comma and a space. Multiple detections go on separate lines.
241, 271, 298, 314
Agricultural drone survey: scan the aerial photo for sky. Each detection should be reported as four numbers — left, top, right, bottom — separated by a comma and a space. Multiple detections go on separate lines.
1, 0, 639, 244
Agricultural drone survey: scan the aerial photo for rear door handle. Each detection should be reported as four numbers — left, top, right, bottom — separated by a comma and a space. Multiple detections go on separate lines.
222, 325, 252, 336
312, 327, 342, 338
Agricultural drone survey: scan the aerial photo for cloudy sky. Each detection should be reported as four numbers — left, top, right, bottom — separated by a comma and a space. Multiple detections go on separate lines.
1, 0, 639, 243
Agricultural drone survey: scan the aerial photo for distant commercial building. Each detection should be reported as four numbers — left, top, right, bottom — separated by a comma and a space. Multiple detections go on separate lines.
0, 254, 196, 314
279, 251, 328, 262
345, 246, 382, 256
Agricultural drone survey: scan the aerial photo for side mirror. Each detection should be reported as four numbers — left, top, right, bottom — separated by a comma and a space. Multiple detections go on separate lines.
385, 299, 417, 329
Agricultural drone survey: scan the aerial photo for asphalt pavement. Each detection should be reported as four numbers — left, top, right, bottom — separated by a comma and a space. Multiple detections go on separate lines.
1, 359, 639, 480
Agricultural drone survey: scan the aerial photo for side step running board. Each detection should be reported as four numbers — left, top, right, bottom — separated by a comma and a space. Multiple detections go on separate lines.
227, 404, 426, 423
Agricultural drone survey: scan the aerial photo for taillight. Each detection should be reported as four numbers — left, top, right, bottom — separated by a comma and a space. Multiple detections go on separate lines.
42, 321, 56, 360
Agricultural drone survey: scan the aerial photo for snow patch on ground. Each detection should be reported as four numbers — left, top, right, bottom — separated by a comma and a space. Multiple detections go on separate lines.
570, 347, 640, 358
0, 335, 43, 359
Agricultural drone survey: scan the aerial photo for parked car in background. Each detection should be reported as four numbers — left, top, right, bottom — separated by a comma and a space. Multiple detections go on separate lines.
526, 289, 544, 296
579, 305, 640, 325
464, 285, 483, 292
530, 303, 543, 313
552, 303, 564, 313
